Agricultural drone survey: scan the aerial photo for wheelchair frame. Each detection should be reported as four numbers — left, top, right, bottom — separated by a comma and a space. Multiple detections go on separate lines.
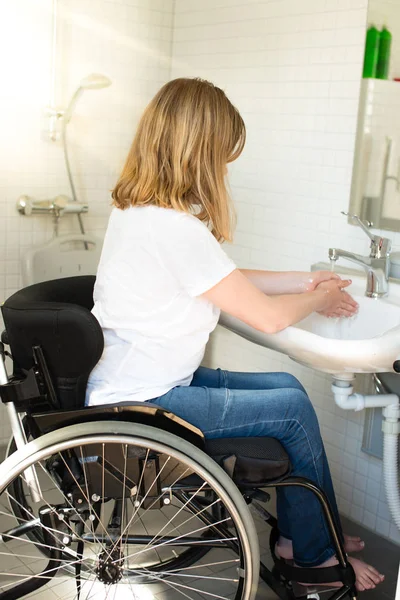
0, 308, 357, 600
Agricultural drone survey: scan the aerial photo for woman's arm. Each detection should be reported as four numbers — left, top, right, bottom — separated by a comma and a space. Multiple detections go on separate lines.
240, 269, 340, 295
202, 269, 357, 334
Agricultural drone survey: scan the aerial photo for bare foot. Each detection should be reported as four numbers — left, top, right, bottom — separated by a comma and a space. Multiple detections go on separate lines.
348, 557, 384, 592
275, 536, 294, 559
275, 539, 384, 591
276, 533, 364, 560
293, 556, 384, 592
344, 534, 364, 553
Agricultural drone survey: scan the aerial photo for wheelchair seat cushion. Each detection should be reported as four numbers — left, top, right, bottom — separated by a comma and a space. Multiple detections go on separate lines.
205, 436, 290, 486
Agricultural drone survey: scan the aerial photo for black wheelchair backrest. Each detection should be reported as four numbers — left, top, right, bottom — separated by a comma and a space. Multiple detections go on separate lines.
1, 275, 104, 410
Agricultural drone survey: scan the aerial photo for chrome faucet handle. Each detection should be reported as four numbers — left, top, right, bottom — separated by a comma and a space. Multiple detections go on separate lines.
341, 211, 391, 256
341, 211, 374, 239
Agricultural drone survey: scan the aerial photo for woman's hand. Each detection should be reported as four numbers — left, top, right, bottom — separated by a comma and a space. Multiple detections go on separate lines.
301, 270, 341, 293
303, 272, 359, 317
316, 279, 359, 318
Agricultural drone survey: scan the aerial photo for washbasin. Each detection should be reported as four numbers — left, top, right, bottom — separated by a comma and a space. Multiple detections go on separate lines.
219, 272, 400, 379
298, 294, 400, 340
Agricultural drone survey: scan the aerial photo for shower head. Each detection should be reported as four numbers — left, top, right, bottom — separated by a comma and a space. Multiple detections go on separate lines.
63, 73, 112, 123
78, 73, 112, 90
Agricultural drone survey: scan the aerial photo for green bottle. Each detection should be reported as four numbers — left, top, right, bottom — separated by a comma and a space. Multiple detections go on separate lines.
376, 27, 392, 79
363, 26, 380, 78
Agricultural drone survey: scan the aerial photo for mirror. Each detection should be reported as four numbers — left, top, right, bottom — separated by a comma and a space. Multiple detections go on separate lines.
349, 1, 400, 231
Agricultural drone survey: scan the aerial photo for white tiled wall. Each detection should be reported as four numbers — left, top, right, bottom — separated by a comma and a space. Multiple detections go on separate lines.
369, 0, 400, 80
0, 0, 174, 441
171, 0, 400, 544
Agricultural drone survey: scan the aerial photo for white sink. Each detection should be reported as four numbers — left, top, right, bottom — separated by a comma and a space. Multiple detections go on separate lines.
219, 273, 400, 379
297, 294, 400, 341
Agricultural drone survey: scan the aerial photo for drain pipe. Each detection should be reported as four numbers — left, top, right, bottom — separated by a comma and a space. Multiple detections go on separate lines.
332, 379, 400, 529
331, 380, 398, 411
382, 403, 400, 529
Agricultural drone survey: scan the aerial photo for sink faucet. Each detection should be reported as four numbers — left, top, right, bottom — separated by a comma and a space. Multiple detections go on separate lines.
329, 212, 391, 298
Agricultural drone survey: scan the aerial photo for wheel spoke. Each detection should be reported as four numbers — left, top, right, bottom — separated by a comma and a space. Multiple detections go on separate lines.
119, 517, 236, 564
5, 490, 94, 561
34, 460, 107, 558
127, 564, 235, 600
108, 454, 172, 555
166, 557, 240, 573
55, 575, 96, 600
138, 481, 208, 552
82, 577, 102, 600
125, 463, 191, 529
156, 494, 223, 546
77, 447, 115, 557
0, 552, 97, 591
120, 444, 128, 563
7, 482, 99, 563
136, 506, 164, 567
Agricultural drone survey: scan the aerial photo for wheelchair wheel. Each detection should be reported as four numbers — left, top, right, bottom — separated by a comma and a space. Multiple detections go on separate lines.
0, 421, 260, 599
7, 429, 215, 575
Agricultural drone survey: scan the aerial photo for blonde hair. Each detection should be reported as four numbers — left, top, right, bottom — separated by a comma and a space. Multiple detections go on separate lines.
112, 78, 245, 242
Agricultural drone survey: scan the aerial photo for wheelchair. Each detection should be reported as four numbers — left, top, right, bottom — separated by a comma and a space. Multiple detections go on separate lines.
0, 275, 357, 600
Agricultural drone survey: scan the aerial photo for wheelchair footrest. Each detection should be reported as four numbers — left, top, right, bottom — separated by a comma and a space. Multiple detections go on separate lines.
269, 527, 356, 588
275, 560, 355, 586
291, 580, 339, 598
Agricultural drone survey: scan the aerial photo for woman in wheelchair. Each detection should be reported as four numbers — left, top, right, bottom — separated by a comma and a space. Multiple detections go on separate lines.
0, 77, 383, 600
85, 78, 383, 593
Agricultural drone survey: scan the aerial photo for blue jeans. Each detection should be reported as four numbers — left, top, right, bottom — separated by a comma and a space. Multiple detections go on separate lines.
151, 367, 343, 567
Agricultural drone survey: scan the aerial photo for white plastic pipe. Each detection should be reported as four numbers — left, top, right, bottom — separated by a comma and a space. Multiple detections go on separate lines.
383, 433, 400, 529
332, 381, 400, 531
331, 382, 398, 411
382, 404, 400, 530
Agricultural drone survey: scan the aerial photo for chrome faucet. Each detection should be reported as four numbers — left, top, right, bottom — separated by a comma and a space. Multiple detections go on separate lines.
329, 212, 391, 298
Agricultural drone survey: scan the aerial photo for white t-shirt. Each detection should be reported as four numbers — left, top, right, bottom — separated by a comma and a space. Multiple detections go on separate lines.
86, 205, 236, 406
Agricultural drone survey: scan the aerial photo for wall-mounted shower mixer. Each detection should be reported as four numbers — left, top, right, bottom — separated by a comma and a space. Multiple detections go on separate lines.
17, 194, 88, 236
